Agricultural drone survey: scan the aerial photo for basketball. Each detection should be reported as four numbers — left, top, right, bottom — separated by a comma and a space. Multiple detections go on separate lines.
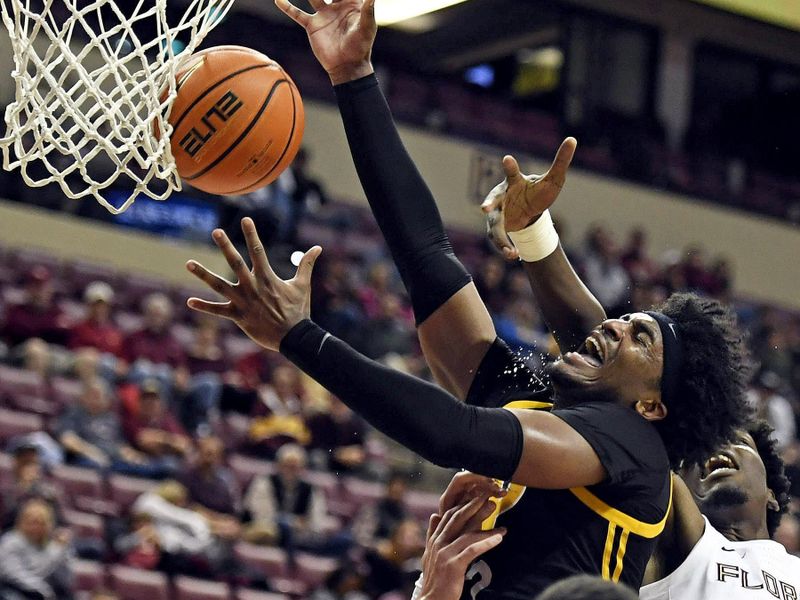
167, 45, 305, 196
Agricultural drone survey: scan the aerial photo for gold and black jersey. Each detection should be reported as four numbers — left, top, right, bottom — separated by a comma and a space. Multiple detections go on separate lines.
461, 339, 672, 600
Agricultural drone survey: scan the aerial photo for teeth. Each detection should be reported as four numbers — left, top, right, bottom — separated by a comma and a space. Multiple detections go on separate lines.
586, 338, 602, 361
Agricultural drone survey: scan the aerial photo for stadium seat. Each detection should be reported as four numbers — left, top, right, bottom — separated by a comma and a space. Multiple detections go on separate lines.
63, 509, 105, 542
229, 454, 275, 488
108, 475, 159, 510
235, 590, 290, 600
109, 565, 169, 600
52, 464, 105, 504
174, 576, 230, 600
65, 260, 120, 297
343, 477, 384, 505
233, 542, 288, 578
0, 408, 43, 442
51, 376, 83, 409
294, 553, 339, 588
405, 490, 441, 521
73, 559, 107, 592
0, 365, 46, 402
0, 452, 14, 488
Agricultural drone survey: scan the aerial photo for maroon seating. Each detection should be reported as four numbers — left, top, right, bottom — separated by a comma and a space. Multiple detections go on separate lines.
235, 590, 290, 600
50, 377, 83, 409
0, 365, 46, 402
110, 565, 169, 600
233, 542, 288, 578
294, 553, 339, 588
63, 509, 105, 542
52, 464, 104, 505
229, 454, 275, 489
343, 477, 384, 505
174, 576, 230, 600
108, 475, 159, 510
404, 490, 441, 521
73, 559, 107, 592
0, 408, 43, 442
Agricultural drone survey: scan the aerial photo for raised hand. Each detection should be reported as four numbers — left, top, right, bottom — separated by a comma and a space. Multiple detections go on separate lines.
419, 492, 507, 600
482, 137, 577, 260
275, 0, 377, 84
186, 218, 322, 352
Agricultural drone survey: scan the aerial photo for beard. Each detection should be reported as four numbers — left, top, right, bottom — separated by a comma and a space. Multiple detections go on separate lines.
701, 484, 749, 511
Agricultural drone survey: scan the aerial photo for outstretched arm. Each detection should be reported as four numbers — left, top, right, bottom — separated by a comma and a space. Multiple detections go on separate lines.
483, 147, 606, 353
186, 220, 605, 489
275, 0, 496, 401
643, 474, 705, 585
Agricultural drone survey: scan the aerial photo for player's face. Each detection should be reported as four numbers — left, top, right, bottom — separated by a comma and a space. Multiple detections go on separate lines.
548, 313, 665, 411
678, 431, 777, 530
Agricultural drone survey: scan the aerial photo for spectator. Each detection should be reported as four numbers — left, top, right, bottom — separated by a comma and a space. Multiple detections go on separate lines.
356, 292, 415, 360
115, 512, 162, 570
774, 512, 800, 557
1, 443, 62, 530
306, 396, 367, 474
130, 481, 216, 574
123, 293, 189, 395
89, 590, 120, 600
0, 498, 73, 600
1, 266, 69, 347
179, 436, 242, 518
620, 227, 657, 283
363, 518, 424, 598
123, 379, 192, 474
243, 444, 327, 549
186, 318, 229, 376
286, 147, 329, 244
248, 365, 310, 455
56, 378, 152, 475
581, 226, 630, 315
748, 371, 797, 451
68, 281, 123, 356
352, 472, 410, 547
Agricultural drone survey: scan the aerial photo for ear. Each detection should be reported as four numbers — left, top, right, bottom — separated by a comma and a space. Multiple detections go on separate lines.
635, 398, 668, 422
766, 488, 780, 513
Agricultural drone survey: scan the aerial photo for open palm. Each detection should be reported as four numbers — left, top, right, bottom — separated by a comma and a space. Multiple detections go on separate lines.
276, 0, 377, 78
483, 138, 577, 259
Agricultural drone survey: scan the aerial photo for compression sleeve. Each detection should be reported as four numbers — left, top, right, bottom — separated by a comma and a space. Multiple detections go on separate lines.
334, 74, 471, 324
280, 320, 524, 481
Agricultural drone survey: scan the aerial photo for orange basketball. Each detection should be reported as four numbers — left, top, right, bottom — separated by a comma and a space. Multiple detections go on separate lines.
167, 46, 305, 196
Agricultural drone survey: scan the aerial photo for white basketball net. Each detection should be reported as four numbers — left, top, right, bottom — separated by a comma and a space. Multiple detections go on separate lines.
0, 0, 234, 213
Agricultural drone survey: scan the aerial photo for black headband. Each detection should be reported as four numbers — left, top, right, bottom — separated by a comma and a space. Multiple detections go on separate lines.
645, 311, 684, 407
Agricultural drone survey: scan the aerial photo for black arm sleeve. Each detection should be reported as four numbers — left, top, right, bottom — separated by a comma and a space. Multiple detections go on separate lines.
334, 75, 471, 323
280, 320, 523, 481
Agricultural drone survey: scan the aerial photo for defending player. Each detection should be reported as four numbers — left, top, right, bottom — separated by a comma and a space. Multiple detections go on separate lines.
641, 419, 799, 599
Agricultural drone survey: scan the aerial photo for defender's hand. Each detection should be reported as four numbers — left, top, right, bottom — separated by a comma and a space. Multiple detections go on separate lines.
482, 138, 577, 260
419, 493, 507, 600
438, 471, 505, 515
275, 0, 377, 85
187, 218, 322, 352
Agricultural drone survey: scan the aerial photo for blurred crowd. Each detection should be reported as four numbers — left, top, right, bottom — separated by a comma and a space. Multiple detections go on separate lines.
0, 191, 798, 597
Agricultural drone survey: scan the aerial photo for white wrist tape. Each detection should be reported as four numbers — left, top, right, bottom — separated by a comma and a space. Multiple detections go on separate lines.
411, 573, 424, 600
507, 210, 559, 262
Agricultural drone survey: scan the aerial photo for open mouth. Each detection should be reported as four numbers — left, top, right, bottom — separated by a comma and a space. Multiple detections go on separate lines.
700, 451, 739, 480
571, 332, 605, 368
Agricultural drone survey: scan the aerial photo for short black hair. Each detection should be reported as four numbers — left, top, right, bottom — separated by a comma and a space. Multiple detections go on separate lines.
535, 576, 638, 600
747, 419, 791, 537
652, 293, 751, 468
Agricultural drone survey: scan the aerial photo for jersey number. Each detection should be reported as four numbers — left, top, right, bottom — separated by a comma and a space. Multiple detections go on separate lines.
466, 560, 492, 600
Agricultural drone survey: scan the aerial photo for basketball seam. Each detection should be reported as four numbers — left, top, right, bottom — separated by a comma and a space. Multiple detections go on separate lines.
183, 79, 289, 182
171, 64, 271, 132
225, 77, 300, 195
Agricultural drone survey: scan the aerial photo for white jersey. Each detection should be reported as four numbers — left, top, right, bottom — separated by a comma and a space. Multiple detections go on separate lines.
640, 517, 800, 600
